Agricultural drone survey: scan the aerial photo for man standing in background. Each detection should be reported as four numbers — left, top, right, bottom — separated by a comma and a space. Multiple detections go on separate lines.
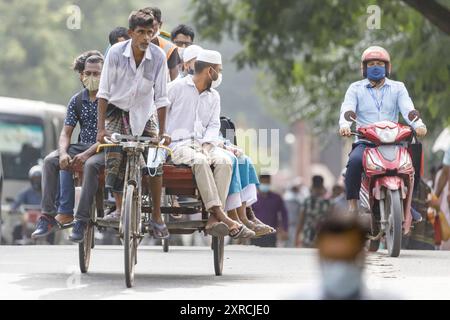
251, 175, 288, 247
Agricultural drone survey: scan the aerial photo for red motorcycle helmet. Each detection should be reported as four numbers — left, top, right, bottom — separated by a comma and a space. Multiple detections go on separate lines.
361, 46, 391, 78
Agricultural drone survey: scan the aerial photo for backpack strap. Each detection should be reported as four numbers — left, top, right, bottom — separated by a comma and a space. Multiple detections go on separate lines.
220, 116, 237, 145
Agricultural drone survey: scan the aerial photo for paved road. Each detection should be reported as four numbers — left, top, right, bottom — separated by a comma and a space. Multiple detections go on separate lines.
0, 245, 449, 300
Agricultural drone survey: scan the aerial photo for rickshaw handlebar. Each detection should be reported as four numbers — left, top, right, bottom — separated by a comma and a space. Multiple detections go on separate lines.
96, 133, 173, 155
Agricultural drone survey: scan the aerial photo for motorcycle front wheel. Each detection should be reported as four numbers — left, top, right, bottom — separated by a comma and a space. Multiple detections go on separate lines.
384, 189, 403, 257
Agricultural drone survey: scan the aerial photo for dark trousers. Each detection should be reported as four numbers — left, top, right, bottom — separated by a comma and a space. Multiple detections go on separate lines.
345, 143, 374, 200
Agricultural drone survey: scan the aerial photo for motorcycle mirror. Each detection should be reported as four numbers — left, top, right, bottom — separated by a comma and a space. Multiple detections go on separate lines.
344, 111, 357, 122
408, 110, 420, 122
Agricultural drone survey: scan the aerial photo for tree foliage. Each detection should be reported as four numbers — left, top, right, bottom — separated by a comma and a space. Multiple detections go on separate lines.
0, 0, 135, 104
190, 0, 450, 133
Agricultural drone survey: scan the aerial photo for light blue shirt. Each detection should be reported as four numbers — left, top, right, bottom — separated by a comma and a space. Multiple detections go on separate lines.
339, 78, 425, 130
444, 146, 450, 166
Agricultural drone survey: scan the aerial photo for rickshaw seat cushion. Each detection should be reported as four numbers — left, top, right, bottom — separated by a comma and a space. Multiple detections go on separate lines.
162, 164, 196, 191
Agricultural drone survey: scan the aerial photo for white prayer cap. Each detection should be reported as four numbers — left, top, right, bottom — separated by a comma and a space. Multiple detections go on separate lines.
183, 45, 203, 63
196, 49, 222, 65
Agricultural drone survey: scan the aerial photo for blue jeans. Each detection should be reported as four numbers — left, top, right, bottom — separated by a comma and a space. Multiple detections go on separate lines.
57, 170, 75, 215
345, 142, 375, 200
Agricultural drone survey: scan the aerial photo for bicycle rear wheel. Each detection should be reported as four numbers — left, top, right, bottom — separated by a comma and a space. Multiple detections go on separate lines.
78, 202, 96, 273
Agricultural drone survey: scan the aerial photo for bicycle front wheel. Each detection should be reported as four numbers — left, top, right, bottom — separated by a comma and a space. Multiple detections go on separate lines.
124, 184, 138, 288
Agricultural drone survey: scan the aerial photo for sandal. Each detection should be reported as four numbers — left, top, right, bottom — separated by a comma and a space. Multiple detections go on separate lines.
103, 210, 121, 222
252, 217, 276, 234
205, 222, 229, 237
149, 219, 170, 239
229, 224, 256, 239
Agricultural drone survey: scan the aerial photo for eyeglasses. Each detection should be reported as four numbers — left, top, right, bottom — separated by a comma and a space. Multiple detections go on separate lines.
174, 41, 193, 48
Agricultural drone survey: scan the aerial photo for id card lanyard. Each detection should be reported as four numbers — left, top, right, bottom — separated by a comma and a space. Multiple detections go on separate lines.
368, 85, 386, 112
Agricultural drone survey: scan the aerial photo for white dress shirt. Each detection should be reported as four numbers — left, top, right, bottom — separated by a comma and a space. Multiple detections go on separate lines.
97, 39, 170, 136
166, 76, 221, 149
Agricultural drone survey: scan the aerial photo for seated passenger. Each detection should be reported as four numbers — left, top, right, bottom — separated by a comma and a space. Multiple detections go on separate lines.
32, 53, 105, 242
166, 49, 254, 239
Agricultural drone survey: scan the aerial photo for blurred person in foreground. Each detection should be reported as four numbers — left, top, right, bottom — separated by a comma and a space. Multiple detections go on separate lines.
288, 214, 398, 300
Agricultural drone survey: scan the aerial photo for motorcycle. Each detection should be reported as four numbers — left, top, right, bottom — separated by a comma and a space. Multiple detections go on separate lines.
12, 205, 52, 245
344, 110, 422, 257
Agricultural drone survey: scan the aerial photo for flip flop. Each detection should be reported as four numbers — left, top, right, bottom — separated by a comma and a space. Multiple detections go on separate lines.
205, 222, 229, 237
149, 219, 170, 239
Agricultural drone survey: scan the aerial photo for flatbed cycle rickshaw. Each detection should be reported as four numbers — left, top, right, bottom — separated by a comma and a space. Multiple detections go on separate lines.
76, 133, 225, 288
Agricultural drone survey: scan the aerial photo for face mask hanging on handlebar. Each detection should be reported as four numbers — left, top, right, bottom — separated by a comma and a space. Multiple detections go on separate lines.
146, 147, 167, 177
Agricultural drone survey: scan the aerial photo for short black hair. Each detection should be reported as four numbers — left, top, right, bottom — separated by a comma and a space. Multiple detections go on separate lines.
143, 7, 162, 23
72, 50, 103, 74
108, 26, 129, 45
317, 214, 368, 248
194, 60, 215, 74
128, 9, 154, 31
171, 24, 195, 41
85, 55, 104, 65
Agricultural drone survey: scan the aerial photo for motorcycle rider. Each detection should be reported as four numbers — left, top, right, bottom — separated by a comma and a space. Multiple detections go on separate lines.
339, 46, 427, 214
11, 165, 42, 212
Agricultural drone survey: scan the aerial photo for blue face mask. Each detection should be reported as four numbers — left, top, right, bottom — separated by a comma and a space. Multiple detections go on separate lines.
259, 184, 271, 193
366, 65, 386, 81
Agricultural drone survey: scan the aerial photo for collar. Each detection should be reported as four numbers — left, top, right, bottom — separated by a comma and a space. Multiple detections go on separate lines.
81, 88, 100, 103
364, 77, 392, 89
186, 76, 212, 95
81, 88, 89, 102
123, 39, 152, 61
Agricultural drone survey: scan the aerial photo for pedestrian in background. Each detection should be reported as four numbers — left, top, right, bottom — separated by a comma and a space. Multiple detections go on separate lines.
251, 175, 288, 247
283, 177, 309, 247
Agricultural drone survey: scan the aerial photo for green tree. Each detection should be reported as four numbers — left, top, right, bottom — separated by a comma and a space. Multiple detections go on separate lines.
0, 0, 137, 105
190, 0, 450, 134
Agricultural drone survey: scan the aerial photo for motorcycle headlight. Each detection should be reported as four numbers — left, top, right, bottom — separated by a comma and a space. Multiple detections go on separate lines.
366, 154, 383, 171
375, 127, 399, 143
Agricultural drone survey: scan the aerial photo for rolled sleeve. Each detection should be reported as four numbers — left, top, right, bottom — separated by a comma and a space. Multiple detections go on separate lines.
64, 97, 78, 127
154, 59, 170, 109
339, 84, 357, 129
96, 50, 115, 101
398, 83, 425, 129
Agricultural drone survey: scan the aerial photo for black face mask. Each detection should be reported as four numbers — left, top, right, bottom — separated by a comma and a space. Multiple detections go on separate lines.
187, 68, 194, 75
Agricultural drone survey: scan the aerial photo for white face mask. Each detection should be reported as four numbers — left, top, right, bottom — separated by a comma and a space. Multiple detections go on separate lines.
211, 72, 222, 89
208, 67, 223, 89
320, 260, 363, 299
82, 75, 100, 92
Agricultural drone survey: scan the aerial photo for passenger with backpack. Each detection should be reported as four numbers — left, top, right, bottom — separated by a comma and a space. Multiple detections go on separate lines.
32, 53, 105, 241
